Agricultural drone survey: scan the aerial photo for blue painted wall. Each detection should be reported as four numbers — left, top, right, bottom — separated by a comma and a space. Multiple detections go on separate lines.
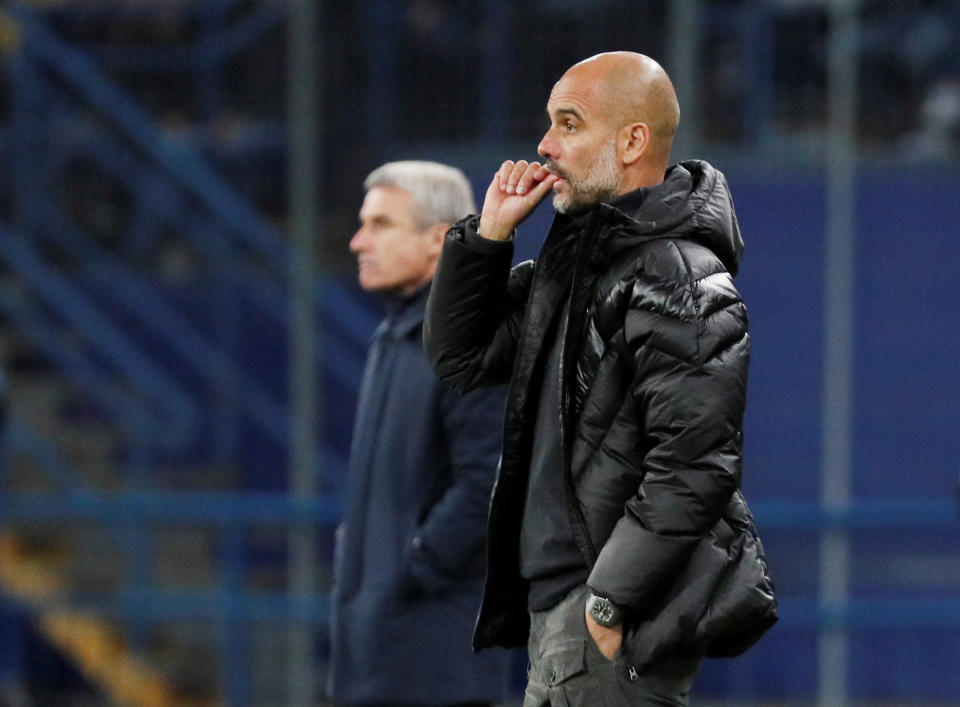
700, 166, 960, 703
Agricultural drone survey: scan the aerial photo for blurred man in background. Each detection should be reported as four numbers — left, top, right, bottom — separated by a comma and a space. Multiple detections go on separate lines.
424, 52, 776, 705
327, 161, 513, 706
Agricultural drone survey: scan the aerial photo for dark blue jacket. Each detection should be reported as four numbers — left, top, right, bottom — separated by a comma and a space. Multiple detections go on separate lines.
328, 286, 513, 705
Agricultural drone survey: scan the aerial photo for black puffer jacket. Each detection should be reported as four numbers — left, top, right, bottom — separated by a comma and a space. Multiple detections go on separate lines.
424, 160, 776, 667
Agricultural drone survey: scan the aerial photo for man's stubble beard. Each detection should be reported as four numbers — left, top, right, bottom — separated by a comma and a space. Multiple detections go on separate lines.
551, 136, 621, 215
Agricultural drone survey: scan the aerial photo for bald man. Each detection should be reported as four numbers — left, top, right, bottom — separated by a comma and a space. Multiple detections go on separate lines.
424, 53, 776, 705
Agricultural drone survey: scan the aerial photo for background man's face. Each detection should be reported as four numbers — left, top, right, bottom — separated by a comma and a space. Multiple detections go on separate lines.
349, 186, 436, 296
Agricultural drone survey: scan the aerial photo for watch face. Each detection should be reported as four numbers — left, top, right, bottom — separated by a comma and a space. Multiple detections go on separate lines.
589, 595, 620, 626
594, 598, 615, 623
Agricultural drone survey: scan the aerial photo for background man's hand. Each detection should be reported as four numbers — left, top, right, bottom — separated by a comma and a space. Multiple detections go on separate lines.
585, 608, 623, 660
478, 160, 558, 241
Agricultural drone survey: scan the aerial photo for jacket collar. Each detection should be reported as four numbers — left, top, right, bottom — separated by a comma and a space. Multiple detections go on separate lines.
599, 161, 744, 274
374, 284, 429, 340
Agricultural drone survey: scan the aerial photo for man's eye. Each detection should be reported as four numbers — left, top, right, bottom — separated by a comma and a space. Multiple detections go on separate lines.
565, 122, 576, 132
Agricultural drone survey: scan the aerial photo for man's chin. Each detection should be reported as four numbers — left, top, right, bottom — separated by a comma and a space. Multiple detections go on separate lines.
553, 194, 590, 215
357, 274, 383, 293
554, 187, 619, 215
552, 188, 580, 214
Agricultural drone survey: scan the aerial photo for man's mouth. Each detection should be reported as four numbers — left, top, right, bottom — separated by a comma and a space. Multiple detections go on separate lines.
546, 162, 569, 190
546, 162, 567, 180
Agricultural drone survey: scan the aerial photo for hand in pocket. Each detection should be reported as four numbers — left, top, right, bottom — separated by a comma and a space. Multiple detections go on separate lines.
584, 607, 622, 660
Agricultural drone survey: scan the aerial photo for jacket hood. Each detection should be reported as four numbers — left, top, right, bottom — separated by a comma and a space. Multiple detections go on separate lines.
597, 159, 744, 275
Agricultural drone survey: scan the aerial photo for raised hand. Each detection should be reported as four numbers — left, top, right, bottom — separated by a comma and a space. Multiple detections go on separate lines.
478, 160, 559, 242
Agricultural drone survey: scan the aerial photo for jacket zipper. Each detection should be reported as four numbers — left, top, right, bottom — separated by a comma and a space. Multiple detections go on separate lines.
559, 214, 599, 565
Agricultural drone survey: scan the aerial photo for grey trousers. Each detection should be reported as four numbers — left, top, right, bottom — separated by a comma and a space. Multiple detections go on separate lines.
523, 586, 702, 707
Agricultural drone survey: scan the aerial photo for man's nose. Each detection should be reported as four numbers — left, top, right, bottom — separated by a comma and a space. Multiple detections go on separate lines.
349, 228, 366, 253
537, 131, 555, 160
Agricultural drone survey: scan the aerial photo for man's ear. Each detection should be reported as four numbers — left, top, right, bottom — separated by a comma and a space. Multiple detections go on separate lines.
424, 223, 447, 257
620, 122, 650, 166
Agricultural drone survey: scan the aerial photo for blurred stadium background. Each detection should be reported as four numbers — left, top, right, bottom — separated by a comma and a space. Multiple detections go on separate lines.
0, 0, 957, 705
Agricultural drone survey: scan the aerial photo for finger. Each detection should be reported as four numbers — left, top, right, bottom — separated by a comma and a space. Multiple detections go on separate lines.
523, 170, 558, 205
515, 161, 545, 196
497, 161, 516, 192
503, 160, 530, 194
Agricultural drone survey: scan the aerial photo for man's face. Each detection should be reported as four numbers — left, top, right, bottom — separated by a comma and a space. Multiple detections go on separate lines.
537, 68, 622, 214
349, 186, 437, 296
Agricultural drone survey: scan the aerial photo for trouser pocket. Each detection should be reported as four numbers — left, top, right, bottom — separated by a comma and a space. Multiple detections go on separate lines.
526, 638, 596, 707
526, 585, 625, 707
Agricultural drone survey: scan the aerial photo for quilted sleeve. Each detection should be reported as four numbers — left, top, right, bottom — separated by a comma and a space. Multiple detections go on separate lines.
424, 215, 533, 392
588, 242, 749, 612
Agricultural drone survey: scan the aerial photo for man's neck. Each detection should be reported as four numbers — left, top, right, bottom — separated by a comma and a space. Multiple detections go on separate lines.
617, 162, 667, 195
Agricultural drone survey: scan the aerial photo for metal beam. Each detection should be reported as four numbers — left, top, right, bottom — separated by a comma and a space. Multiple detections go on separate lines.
820, 1, 859, 705
287, 1, 322, 705
665, 0, 702, 160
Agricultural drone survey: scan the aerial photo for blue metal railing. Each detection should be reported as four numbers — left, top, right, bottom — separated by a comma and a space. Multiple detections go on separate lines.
56, 118, 370, 387
754, 498, 959, 531
0, 221, 199, 447
0, 283, 157, 475
0, 5, 369, 699
0, 491, 955, 630
757, 498, 960, 634
4, 2, 288, 274
84, 2, 285, 74
1, 0, 374, 466
2, 418, 92, 492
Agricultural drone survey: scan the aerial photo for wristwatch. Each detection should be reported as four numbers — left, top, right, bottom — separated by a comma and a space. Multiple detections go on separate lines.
586, 592, 623, 627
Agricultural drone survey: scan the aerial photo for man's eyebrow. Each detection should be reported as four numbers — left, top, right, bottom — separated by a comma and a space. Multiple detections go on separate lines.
359, 213, 392, 225
549, 106, 585, 122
